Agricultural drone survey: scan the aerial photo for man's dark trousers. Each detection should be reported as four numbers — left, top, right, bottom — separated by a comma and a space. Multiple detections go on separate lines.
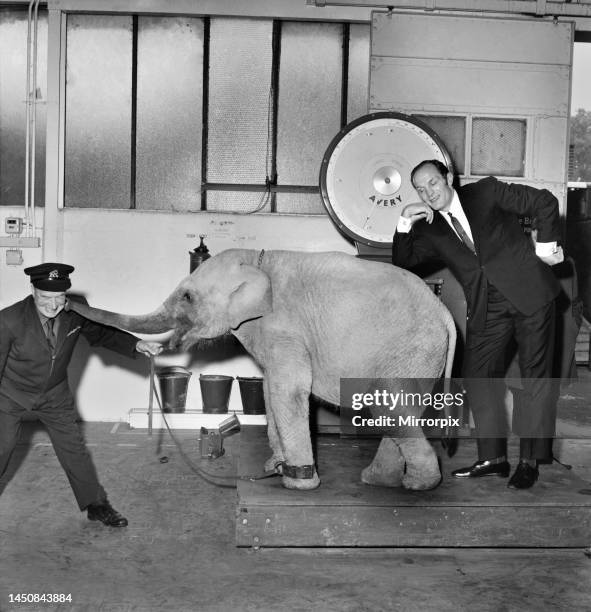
0, 394, 107, 509
463, 283, 557, 462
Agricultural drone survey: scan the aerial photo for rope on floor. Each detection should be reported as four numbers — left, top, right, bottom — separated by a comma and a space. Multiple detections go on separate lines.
149, 357, 238, 489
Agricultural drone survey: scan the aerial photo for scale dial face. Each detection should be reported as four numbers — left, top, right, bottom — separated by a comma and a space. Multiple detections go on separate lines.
319, 112, 453, 248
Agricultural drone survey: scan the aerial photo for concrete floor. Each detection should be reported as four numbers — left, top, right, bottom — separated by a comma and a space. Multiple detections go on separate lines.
2, 375, 591, 612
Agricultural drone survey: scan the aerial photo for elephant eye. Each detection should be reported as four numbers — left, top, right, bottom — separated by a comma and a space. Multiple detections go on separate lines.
183, 292, 192, 303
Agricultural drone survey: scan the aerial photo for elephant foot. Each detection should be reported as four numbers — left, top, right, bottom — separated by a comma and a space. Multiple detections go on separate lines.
264, 454, 284, 474
282, 472, 320, 490
361, 437, 405, 487
264, 456, 320, 489
399, 438, 441, 491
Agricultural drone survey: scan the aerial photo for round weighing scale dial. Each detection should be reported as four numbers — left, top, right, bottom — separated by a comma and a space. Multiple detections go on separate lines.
319, 112, 453, 248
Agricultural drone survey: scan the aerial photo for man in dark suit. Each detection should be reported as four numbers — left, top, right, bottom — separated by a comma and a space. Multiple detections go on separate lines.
392, 160, 563, 489
0, 263, 162, 526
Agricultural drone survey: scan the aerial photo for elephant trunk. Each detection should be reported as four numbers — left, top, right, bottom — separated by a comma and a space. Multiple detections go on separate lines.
67, 299, 174, 334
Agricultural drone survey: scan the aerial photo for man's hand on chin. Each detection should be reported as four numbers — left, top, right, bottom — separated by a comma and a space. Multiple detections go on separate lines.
401, 202, 434, 225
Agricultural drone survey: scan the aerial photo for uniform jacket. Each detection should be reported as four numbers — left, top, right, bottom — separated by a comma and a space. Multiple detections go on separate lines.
392, 176, 562, 330
0, 295, 139, 409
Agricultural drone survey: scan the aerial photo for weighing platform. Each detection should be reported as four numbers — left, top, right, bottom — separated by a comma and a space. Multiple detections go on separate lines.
235, 425, 591, 548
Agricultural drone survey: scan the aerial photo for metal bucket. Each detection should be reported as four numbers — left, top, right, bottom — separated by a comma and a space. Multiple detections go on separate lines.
199, 374, 233, 414
156, 366, 192, 413
236, 376, 266, 415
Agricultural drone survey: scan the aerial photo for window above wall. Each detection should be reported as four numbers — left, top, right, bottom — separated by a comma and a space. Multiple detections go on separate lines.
61, 14, 370, 213
413, 115, 466, 175
0, 8, 47, 208
471, 117, 526, 177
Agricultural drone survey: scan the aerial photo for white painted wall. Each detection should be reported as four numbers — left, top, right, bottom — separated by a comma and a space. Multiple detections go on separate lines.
0, 206, 355, 421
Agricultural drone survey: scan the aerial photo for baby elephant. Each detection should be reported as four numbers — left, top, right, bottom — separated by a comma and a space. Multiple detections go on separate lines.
68, 249, 456, 491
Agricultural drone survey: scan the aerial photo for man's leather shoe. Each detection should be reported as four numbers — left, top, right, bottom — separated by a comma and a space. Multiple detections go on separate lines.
452, 459, 511, 478
87, 501, 128, 527
507, 461, 539, 489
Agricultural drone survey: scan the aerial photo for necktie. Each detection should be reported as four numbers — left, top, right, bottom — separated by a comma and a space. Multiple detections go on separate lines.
448, 212, 476, 254
45, 318, 57, 352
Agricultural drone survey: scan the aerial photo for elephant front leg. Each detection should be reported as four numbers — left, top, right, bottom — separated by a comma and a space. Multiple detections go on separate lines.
264, 351, 319, 490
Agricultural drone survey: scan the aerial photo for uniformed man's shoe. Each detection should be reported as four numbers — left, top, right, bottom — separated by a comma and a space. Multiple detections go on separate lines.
452, 459, 511, 478
507, 461, 539, 489
87, 501, 128, 527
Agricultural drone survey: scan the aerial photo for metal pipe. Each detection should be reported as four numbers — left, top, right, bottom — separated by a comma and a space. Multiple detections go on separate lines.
148, 355, 155, 437
25, 1, 33, 233
25, 0, 40, 239
308, 0, 591, 18
30, 0, 40, 237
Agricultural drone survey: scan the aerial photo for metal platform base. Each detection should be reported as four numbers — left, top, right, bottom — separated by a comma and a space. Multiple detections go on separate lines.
236, 426, 591, 548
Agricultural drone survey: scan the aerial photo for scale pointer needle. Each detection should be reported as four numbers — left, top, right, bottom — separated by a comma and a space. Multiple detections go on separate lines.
362, 199, 380, 229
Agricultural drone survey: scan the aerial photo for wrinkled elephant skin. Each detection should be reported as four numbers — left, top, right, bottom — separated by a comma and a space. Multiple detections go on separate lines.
68, 249, 456, 492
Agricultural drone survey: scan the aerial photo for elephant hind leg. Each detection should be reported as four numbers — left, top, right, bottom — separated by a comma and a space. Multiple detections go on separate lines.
397, 438, 441, 491
361, 437, 405, 487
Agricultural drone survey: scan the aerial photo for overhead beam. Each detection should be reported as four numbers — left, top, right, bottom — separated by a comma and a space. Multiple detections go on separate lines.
309, 0, 591, 18
46, 0, 372, 22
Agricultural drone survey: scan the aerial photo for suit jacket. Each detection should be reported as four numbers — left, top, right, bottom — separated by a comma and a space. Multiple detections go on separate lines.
0, 295, 139, 409
392, 176, 562, 330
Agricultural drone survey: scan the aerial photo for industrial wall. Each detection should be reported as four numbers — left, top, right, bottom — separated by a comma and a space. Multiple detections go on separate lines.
0, 0, 584, 421
1, 0, 370, 421
0, 202, 357, 422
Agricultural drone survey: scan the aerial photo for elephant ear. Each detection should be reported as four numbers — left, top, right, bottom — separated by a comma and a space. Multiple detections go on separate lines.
228, 264, 272, 330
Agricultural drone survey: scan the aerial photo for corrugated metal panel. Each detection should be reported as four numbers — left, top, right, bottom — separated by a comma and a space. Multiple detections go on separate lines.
471, 118, 526, 177
64, 14, 132, 209
207, 18, 273, 185
136, 17, 203, 211
206, 190, 272, 213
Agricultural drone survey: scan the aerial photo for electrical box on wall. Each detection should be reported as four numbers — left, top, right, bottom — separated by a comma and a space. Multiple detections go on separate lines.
1, 216, 39, 248
5, 217, 23, 234
6, 249, 24, 266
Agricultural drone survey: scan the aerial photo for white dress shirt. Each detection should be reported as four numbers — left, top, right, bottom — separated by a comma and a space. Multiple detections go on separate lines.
395, 189, 563, 264
396, 190, 471, 237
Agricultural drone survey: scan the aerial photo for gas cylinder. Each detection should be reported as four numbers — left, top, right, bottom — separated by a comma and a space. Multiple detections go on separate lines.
189, 234, 211, 273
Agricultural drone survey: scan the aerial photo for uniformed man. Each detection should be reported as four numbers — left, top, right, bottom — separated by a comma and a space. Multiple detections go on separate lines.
0, 263, 163, 527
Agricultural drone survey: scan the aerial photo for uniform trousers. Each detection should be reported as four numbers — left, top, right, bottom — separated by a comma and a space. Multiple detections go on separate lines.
0, 393, 106, 510
462, 284, 557, 462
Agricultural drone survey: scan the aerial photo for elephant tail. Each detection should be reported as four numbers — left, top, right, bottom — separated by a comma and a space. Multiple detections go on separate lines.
443, 310, 456, 395
441, 311, 459, 458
